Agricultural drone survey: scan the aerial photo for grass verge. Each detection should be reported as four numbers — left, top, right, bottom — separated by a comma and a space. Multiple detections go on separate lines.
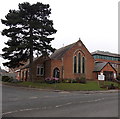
2, 81, 119, 91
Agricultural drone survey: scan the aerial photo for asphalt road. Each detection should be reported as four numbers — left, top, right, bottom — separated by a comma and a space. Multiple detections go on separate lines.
1, 85, 119, 117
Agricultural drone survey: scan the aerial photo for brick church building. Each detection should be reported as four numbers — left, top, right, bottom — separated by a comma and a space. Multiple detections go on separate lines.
16, 39, 119, 81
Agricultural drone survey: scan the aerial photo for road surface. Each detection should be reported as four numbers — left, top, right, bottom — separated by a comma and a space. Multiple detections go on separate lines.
1, 85, 119, 118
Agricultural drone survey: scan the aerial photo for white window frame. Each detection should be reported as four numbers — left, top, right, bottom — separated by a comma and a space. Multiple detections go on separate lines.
36, 65, 44, 76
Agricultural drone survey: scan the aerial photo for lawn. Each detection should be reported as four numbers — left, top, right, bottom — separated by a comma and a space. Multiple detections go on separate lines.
11, 81, 119, 91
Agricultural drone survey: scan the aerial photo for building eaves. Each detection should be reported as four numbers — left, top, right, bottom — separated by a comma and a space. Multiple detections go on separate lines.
91, 50, 120, 58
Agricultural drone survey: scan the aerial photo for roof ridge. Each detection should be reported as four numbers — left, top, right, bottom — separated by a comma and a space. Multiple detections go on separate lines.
55, 42, 75, 51
50, 42, 76, 59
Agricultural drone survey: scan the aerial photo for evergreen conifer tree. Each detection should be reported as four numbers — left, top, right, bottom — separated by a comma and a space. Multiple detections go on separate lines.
1, 2, 57, 81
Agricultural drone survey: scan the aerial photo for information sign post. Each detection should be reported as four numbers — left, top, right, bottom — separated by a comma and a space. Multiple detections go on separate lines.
98, 73, 105, 87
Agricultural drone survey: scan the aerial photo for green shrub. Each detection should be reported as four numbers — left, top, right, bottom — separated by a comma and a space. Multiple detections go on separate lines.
61, 79, 66, 83
8, 78, 14, 82
61, 78, 73, 83
2, 76, 11, 82
76, 77, 80, 83
66, 79, 73, 83
34, 79, 45, 83
80, 77, 86, 84
62, 78, 86, 83
2, 76, 16, 82
116, 75, 120, 81
76, 77, 86, 84
45, 77, 60, 84
72, 79, 77, 83
107, 83, 116, 89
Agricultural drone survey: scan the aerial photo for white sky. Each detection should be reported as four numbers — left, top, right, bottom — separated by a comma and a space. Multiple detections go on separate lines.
0, 0, 119, 69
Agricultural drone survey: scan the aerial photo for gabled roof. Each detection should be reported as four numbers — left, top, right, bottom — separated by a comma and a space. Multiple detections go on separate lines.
20, 57, 41, 70
20, 56, 49, 70
94, 62, 116, 72
50, 39, 92, 60
94, 62, 108, 72
50, 42, 75, 59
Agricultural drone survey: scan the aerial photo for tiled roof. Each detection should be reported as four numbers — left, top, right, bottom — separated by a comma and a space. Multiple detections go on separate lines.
91, 51, 120, 57
94, 62, 117, 72
20, 57, 40, 69
50, 43, 75, 59
94, 62, 108, 72
20, 56, 50, 70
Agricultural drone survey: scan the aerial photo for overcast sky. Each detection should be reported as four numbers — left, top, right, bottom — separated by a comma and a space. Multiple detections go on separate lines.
0, 0, 119, 69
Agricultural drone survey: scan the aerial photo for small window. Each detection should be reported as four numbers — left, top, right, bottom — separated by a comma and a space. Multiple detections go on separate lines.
37, 65, 44, 76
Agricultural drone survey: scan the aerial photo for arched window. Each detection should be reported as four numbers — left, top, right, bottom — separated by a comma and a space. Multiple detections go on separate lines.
82, 57, 85, 74
53, 67, 60, 78
78, 53, 81, 73
73, 56, 77, 73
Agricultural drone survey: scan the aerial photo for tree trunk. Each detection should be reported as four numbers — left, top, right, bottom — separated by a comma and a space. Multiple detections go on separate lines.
29, 46, 33, 82
29, 27, 34, 82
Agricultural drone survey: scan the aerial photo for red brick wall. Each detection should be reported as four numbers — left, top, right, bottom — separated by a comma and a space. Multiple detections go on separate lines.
32, 56, 48, 81
93, 72, 99, 80
44, 59, 51, 78
20, 56, 50, 81
101, 63, 116, 73
62, 41, 94, 80
50, 59, 62, 78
